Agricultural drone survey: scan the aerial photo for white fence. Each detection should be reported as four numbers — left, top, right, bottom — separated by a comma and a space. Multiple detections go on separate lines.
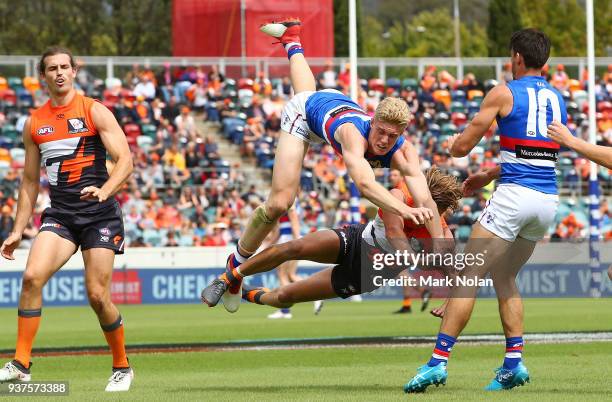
2, 55, 612, 81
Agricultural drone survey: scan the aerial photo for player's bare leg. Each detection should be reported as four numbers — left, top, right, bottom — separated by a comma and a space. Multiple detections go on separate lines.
218, 18, 314, 313
245, 268, 337, 308
481, 237, 536, 390
490, 237, 536, 338
405, 223, 531, 393
202, 230, 340, 308
268, 259, 297, 319
394, 270, 413, 314
0, 232, 76, 383
214, 132, 309, 313
83, 248, 133, 392
438, 223, 515, 337
239, 134, 308, 256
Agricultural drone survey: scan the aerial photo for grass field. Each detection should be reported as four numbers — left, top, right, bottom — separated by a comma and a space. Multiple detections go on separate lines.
0, 299, 611, 400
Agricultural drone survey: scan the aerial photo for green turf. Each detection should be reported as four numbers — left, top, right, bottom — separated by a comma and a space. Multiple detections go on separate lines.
12, 342, 612, 401
0, 299, 610, 349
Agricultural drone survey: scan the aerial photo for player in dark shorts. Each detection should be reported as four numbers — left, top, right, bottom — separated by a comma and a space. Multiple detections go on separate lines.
201, 168, 461, 307
0, 47, 134, 392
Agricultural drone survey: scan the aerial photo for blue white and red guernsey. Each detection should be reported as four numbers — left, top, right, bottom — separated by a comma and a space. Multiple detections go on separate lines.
305, 90, 405, 168
497, 75, 567, 194
278, 212, 292, 237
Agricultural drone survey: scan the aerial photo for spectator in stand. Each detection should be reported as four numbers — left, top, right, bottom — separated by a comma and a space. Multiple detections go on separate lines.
501, 62, 513, 83
420, 65, 437, 93
196, 186, 210, 209
460, 73, 484, 93
541, 63, 551, 81
556, 212, 585, 240
0, 169, 20, 199
551, 64, 569, 92
253, 71, 272, 96
156, 200, 181, 229
163, 143, 186, 171
162, 96, 181, 126
280, 76, 292, 97
162, 187, 178, 205
228, 218, 243, 245
124, 206, 142, 228
241, 184, 259, 203
175, 106, 198, 140
184, 141, 200, 171
207, 65, 225, 92
130, 236, 149, 247
437, 70, 455, 90
337, 63, 351, 93
318, 60, 338, 89
133, 74, 156, 101
448, 204, 473, 231
132, 95, 153, 124
164, 230, 179, 247
177, 186, 199, 212
0, 205, 14, 243
204, 136, 220, 160
140, 153, 165, 193
203, 223, 228, 246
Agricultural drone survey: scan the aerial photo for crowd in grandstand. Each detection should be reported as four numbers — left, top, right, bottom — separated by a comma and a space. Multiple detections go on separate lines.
0, 60, 610, 248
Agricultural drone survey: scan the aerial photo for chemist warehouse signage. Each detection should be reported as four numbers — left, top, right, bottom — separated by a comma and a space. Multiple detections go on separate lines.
0, 264, 610, 307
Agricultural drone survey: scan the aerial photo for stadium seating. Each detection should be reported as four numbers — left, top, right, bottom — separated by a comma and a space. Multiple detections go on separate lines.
0, 60, 609, 247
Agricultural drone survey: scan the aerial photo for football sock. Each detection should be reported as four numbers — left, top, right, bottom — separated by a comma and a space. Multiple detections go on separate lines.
101, 315, 129, 369
284, 42, 304, 59
402, 298, 412, 308
503, 336, 524, 369
281, 308, 291, 314
428, 333, 456, 367
242, 288, 269, 305
14, 309, 42, 369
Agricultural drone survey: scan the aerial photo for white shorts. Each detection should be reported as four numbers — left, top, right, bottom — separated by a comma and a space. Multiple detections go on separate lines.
280, 91, 326, 145
478, 184, 559, 242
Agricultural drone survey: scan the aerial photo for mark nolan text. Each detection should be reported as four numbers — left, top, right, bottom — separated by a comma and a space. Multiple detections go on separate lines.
372, 275, 493, 288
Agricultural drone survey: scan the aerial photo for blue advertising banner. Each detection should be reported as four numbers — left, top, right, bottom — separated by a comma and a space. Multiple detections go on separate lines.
0, 264, 611, 307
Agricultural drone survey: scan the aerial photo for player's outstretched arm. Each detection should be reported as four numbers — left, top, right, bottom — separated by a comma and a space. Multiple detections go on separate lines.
462, 165, 501, 196
336, 126, 431, 226
394, 142, 443, 238
548, 120, 612, 169
84, 102, 134, 202
449, 85, 512, 157
1, 119, 40, 260
379, 188, 411, 252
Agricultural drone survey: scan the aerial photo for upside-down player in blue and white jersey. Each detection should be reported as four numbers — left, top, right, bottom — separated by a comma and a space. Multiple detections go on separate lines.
202, 18, 442, 314
404, 29, 568, 393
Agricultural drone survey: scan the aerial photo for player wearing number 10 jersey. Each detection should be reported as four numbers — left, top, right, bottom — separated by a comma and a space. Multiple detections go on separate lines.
0, 47, 134, 392
404, 29, 567, 393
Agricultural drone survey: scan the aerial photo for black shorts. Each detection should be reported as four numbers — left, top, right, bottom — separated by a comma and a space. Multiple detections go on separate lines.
40, 202, 125, 254
330, 224, 397, 298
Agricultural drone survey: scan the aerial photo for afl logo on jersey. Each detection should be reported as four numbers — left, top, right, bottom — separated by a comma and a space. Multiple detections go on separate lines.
67, 117, 88, 134
37, 126, 54, 136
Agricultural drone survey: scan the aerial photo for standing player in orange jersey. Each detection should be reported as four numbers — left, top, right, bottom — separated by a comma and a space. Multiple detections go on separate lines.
0, 47, 134, 392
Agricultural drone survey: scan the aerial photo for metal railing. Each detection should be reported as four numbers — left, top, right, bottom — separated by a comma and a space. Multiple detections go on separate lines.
2, 55, 612, 82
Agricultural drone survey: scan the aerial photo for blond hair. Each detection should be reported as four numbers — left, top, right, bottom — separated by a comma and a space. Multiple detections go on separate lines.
425, 168, 463, 213
374, 97, 410, 127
